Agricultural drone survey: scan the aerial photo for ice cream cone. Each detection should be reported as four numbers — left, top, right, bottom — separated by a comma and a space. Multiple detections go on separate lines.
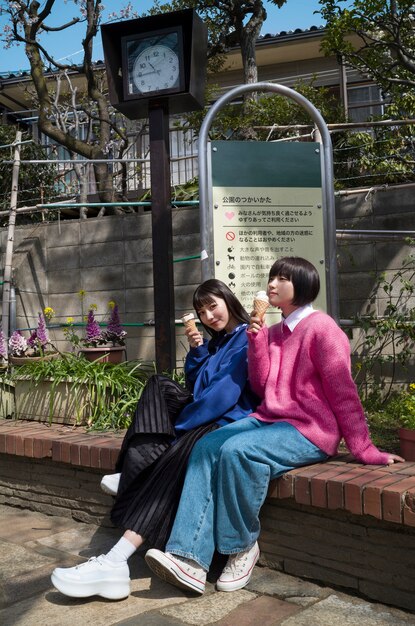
253, 291, 270, 319
254, 299, 270, 318
182, 313, 198, 333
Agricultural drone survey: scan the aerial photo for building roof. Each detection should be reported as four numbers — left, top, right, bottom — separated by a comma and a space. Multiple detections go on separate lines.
0, 25, 329, 119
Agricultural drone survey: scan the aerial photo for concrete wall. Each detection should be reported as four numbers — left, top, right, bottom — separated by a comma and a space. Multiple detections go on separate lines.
336, 186, 415, 320
0, 206, 202, 366
336, 186, 415, 389
1, 188, 414, 372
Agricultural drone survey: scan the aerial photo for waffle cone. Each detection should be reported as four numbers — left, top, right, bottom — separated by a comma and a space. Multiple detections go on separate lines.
183, 318, 198, 333
253, 299, 270, 318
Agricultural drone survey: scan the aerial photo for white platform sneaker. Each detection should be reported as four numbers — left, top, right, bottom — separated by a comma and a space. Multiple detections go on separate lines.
51, 555, 130, 600
100, 472, 121, 496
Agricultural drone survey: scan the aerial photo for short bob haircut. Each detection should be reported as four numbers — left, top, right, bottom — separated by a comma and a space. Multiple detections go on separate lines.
192, 278, 250, 336
268, 257, 320, 306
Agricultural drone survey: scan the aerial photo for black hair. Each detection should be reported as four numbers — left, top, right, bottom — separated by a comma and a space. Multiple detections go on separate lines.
268, 257, 320, 306
192, 279, 250, 336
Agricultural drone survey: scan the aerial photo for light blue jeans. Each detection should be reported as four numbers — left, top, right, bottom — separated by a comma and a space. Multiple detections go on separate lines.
166, 418, 328, 570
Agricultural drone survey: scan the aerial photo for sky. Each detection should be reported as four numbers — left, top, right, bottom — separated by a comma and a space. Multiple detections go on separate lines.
0, 0, 327, 74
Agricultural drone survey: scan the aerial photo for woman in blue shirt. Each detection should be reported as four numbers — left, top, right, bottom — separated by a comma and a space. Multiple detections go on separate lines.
51, 279, 257, 600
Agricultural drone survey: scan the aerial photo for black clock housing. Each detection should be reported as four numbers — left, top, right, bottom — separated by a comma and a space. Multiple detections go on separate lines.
101, 9, 207, 119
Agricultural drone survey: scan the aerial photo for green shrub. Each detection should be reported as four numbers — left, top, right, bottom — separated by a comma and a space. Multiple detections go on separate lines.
6, 354, 156, 430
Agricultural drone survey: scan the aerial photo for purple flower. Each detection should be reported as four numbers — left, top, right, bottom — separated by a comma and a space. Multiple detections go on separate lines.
103, 304, 127, 346
36, 313, 49, 347
27, 330, 38, 349
8, 331, 28, 357
84, 309, 103, 347
0, 330, 7, 359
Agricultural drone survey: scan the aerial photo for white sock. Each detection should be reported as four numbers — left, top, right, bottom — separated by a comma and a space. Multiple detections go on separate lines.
105, 537, 137, 564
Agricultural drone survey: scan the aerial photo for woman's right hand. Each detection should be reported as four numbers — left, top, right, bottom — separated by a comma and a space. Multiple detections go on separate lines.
185, 326, 204, 348
248, 313, 265, 334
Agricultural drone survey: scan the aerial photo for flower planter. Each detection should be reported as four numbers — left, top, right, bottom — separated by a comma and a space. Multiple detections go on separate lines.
0, 378, 15, 419
10, 352, 60, 366
399, 427, 415, 461
14, 377, 94, 425
79, 346, 126, 364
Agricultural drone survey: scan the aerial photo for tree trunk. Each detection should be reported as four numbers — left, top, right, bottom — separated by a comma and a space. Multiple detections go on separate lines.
1, 131, 22, 343
234, 2, 265, 139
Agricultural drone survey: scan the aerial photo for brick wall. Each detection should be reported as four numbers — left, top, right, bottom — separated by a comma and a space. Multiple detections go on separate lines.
259, 498, 415, 612
0, 453, 113, 525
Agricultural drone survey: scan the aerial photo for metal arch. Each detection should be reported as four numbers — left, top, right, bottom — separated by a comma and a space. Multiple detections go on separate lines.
198, 81, 339, 321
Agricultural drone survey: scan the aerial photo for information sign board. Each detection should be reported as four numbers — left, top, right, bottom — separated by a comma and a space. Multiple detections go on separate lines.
211, 141, 327, 319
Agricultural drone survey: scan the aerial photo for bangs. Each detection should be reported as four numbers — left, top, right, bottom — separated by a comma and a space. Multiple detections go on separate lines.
193, 293, 216, 312
268, 258, 293, 281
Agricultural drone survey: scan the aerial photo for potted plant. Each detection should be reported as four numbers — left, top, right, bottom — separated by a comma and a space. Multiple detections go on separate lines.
8, 313, 58, 365
78, 302, 127, 363
11, 353, 151, 427
398, 383, 415, 461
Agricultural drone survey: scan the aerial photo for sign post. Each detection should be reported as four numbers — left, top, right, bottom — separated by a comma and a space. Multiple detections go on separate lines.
198, 83, 339, 322
211, 140, 327, 319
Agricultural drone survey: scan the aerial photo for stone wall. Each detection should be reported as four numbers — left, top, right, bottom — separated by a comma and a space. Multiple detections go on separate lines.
259, 498, 415, 612
1, 188, 414, 371
335, 186, 415, 389
336, 186, 415, 320
0, 453, 113, 525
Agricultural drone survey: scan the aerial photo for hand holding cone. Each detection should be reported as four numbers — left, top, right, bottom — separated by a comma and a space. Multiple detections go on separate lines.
253, 291, 270, 320
182, 312, 198, 334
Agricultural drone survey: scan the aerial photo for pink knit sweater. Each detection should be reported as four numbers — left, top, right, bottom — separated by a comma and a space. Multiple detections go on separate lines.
247, 311, 390, 465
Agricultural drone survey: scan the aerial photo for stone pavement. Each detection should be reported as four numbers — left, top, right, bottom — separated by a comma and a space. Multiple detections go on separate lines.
0, 504, 414, 626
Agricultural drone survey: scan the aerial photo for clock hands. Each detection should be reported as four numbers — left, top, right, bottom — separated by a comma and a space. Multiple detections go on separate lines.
137, 70, 162, 78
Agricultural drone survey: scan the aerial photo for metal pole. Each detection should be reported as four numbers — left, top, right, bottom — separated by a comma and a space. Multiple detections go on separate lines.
2, 130, 22, 342
198, 82, 339, 321
338, 55, 349, 119
149, 103, 176, 372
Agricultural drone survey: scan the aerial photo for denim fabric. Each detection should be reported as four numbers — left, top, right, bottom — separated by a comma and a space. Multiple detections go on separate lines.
166, 418, 328, 570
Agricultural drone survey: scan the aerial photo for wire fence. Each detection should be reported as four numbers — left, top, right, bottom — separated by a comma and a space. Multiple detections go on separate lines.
0, 119, 415, 219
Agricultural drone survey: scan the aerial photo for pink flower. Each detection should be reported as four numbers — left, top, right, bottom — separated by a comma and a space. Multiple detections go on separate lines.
0, 330, 7, 359
8, 331, 27, 357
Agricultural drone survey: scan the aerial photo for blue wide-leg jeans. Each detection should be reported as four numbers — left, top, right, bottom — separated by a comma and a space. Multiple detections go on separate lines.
165, 418, 328, 571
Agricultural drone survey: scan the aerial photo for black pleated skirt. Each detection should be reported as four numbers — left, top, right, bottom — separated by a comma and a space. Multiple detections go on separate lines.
110, 374, 219, 549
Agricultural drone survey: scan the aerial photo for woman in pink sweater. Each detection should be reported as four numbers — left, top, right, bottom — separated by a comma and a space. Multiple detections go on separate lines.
145, 257, 404, 596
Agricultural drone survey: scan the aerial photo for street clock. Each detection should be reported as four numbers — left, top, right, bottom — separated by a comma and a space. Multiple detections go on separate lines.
101, 9, 207, 119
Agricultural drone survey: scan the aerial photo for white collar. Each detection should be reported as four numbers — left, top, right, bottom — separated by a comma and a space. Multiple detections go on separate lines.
283, 304, 316, 332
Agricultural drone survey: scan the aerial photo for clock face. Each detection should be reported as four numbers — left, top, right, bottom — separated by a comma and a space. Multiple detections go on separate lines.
123, 28, 184, 99
132, 44, 180, 94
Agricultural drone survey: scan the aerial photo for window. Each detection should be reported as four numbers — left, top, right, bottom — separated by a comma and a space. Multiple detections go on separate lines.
347, 84, 384, 122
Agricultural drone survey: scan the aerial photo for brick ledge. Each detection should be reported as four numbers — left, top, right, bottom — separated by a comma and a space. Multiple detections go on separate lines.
0, 418, 124, 471
1, 418, 414, 527
269, 454, 415, 527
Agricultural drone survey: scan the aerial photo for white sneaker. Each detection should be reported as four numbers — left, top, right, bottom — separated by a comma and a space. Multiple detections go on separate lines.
145, 549, 206, 594
216, 542, 260, 592
51, 555, 130, 600
100, 473, 121, 496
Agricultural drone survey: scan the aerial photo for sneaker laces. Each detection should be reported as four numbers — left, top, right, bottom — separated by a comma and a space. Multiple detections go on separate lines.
75, 555, 106, 570
169, 553, 203, 576
222, 548, 251, 575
